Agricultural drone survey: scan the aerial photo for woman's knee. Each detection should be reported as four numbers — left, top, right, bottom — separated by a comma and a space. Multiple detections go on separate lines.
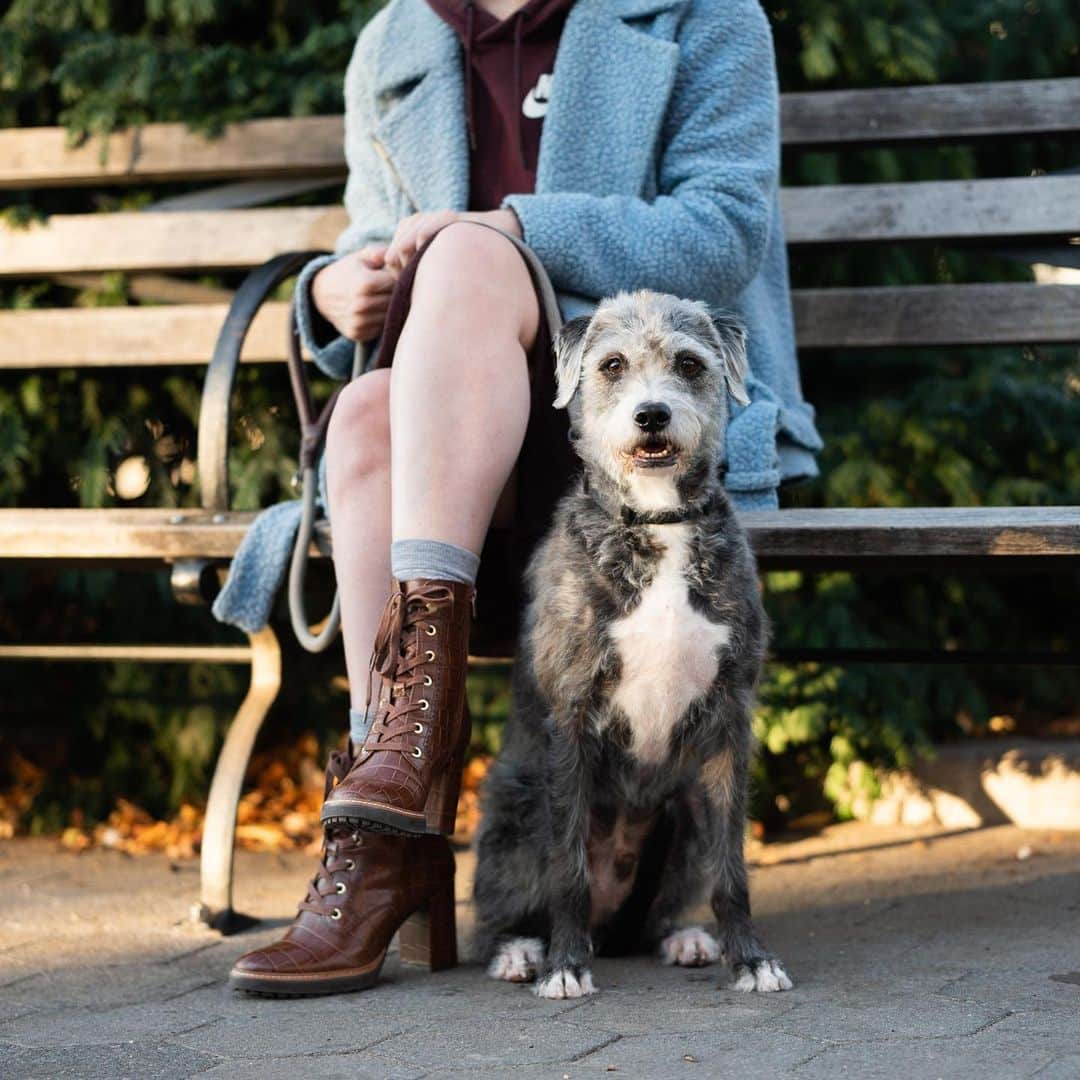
325, 369, 391, 490
411, 222, 537, 335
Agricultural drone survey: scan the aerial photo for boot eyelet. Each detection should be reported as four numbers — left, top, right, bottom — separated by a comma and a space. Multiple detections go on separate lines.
336, 882, 347, 895
426, 624, 437, 636
419, 699, 430, 711
344, 859, 356, 871
426, 650, 436, 662
423, 674, 433, 686
412, 746, 423, 758
414, 722, 424, 734
330, 907, 342, 920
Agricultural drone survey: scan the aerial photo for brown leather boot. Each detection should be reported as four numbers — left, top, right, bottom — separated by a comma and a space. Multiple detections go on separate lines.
230, 749, 457, 996
321, 579, 473, 836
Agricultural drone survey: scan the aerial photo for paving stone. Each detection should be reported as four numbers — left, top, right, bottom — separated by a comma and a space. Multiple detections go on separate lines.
938, 964, 1080, 1013
794, 1013, 1075, 1080
195, 1052, 426, 1079
0, 1039, 219, 1080
574, 1029, 821, 1079
777, 992, 1005, 1043
1034, 1053, 1080, 1078
377, 1017, 620, 1069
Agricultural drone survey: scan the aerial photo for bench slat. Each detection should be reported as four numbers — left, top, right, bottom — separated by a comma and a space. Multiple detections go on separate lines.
0, 117, 345, 189
4, 80, 1079, 189
5, 174, 1079, 278
783, 175, 1080, 245
0, 304, 291, 368
793, 283, 1080, 348
782, 78, 1080, 147
0, 207, 343, 276
3, 282, 1077, 369
0, 507, 1075, 561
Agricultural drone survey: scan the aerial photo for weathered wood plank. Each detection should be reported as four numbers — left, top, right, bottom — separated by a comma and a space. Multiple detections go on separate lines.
6, 281, 1076, 369
794, 283, 1080, 348
747, 507, 1080, 560
0, 507, 1076, 562
0, 207, 343, 276
0, 304, 292, 368
4, 80, 1079, 189
0, 116, 345, 189
782, 175, 1080, 245
782, 78, 1080, 147
4, 174, 1077, 278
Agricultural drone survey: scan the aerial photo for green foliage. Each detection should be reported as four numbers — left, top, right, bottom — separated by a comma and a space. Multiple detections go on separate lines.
1, 0, 1079, 829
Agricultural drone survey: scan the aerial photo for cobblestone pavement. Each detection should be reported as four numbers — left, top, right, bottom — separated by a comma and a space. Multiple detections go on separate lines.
2, 822, 1079, 1079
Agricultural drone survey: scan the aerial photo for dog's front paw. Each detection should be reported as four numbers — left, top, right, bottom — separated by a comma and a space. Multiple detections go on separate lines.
730, 958, 793, 993
660, 926, 722, 967
488, 937, 546, 983
534, 967, 597, 999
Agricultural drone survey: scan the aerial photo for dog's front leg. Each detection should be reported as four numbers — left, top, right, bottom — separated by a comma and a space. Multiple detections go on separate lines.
535, 729, 597, 999
702, 739, 794, 993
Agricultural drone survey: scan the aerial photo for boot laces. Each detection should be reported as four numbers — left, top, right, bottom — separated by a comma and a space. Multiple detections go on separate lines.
362, 583, 455, 757
297, 826, 363, 918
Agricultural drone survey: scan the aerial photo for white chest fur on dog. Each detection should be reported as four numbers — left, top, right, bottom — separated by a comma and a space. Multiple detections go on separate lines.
609, 525, 730, 762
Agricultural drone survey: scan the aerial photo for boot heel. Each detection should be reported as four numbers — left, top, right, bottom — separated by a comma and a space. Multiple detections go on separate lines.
423, 763, 463, 835
400, 883, 457, 971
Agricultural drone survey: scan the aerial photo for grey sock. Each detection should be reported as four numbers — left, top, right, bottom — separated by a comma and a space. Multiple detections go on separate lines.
349, 708, 376, 747
391, 538, 479, 587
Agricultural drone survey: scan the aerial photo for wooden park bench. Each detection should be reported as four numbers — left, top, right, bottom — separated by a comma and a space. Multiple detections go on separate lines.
2, 77, 1079, 931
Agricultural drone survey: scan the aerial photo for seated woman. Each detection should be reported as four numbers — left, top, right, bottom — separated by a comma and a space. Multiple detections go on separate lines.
229, 0, 820, 996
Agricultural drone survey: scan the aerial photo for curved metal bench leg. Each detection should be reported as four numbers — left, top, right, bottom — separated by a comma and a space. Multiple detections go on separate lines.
193, 625, 282, 935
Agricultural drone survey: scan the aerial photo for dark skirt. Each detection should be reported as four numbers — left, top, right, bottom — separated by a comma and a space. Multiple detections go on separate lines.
369, 223, 577, 653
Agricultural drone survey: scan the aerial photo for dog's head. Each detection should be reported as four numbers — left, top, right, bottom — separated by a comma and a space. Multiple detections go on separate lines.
553, 290, 748, 511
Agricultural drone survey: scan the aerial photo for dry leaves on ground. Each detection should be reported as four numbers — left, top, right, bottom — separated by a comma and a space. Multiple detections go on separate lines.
40, 736, 492, 857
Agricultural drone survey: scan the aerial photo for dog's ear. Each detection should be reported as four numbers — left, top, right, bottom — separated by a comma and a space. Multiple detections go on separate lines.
710, 311, 750, 407
552, 315, 591, 409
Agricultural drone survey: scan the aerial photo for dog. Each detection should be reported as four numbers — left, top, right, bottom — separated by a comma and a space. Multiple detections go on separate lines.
472, 290, 792, 999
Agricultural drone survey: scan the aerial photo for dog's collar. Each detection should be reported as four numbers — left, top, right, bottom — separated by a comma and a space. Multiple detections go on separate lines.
620, 498, 715, 526
582, 474, 716, 526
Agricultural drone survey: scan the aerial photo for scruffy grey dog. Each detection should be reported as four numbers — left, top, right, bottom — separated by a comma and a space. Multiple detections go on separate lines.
473, 290, 792, 999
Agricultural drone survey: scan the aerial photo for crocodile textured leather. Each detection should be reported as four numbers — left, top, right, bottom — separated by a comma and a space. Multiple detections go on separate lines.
230, 748, 456, 995
321, 578, 473, 836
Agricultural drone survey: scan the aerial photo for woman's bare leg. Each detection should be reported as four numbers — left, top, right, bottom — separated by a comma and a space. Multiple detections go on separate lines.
324, 223, 537, 710
389, 222, 536, 552
325, 368, 393, 712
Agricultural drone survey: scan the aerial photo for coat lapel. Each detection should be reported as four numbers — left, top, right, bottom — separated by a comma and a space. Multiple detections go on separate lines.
372, 0, 470, 213
537, 0, 684, 196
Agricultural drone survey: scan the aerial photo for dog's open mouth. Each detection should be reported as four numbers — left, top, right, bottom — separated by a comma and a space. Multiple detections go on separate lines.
629, 437, 679, 469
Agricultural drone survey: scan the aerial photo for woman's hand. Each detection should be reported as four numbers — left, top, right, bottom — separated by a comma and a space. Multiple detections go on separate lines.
311, 246, 396, 342
383, 209, 522, 275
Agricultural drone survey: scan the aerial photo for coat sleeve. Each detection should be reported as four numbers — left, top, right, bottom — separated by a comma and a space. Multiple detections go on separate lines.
502, 0, 779, 308
294, 30, 398, 378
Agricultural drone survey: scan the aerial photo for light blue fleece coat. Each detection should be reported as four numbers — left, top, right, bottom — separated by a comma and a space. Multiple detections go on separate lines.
296, 0, 822, 508
214, 0, 822, 634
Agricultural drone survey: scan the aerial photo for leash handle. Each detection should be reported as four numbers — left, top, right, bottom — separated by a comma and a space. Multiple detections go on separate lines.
285, 302, 367, 653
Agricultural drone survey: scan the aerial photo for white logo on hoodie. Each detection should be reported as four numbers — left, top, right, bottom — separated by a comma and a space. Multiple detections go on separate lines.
522, 73, 553, 119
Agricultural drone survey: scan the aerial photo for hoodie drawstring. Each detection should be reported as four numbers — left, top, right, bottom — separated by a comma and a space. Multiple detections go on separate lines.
464, 0, 478, 150
513, 10, 527, 169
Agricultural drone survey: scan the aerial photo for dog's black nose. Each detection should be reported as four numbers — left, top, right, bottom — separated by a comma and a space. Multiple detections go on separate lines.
633, 402, 671, 432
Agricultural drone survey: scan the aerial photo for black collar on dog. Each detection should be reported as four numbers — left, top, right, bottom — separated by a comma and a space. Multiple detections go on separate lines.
620, 497, 715, 526
582, 473, 716, 526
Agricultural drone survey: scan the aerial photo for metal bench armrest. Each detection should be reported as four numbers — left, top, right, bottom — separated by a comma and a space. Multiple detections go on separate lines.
197, 250, 329, 512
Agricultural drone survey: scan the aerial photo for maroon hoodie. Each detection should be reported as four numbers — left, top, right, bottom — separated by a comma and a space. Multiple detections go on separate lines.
426, 0, 575, 211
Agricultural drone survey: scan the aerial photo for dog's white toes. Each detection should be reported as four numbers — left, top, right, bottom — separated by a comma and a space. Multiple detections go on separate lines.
730, 959, 793, 993
534, 968, 597, 999
660, 926, 722, 968
487, 937, 546, 983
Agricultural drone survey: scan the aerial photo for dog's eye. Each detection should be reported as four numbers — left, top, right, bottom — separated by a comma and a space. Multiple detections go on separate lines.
676, 354, 704, 378
601, 355, 625, 377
